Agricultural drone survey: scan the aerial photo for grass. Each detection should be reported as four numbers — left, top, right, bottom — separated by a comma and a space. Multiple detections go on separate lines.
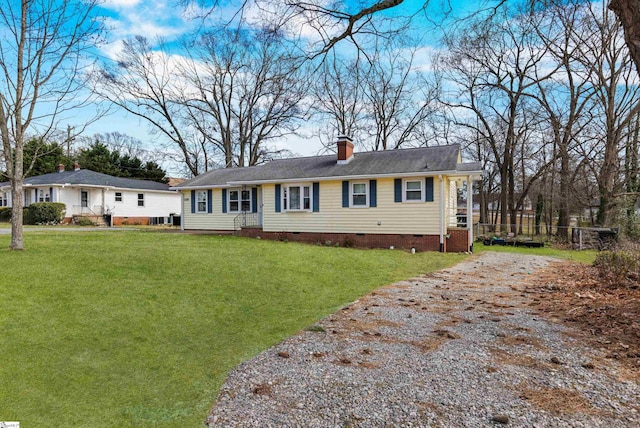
0, 231, 466, 427
475, 241, 597, 264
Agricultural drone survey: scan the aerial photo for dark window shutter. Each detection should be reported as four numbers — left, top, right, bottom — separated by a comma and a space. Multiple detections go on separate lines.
394, 179, 402, 202
425, 177, 434, 202
222, 189, 227, 213
207, 189, 213, 213
369, 180, 377, 207
49, 187, 53, 202
342, 181, 349, 208
190, 190, 195, 213
275, 184, 281, 212
251, 187, 258, 213
312, 182, 320, 212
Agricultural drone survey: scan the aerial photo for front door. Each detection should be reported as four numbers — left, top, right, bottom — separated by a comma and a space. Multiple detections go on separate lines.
81, 190, 88, 208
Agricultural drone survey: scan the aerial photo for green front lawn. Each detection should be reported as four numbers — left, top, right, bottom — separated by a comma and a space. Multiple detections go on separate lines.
475, 241, 597, 264
0, 232, 465, 427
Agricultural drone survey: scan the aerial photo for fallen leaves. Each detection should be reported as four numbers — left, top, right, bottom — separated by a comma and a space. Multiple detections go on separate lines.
523, 261, 640, 378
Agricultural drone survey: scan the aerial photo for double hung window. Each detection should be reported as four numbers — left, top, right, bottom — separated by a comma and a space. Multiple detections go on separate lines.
196, 191, 207, 213
229, 189, 251, 212
283, 184, 311, 211
38, 189, 50, 202
351, 182, 368, 207
404, 180, 423, 202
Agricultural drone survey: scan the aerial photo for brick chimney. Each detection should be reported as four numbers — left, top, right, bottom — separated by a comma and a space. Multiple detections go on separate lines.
57, 164, 65, 173
336, 135, 354, 165
73, 162, 80, 171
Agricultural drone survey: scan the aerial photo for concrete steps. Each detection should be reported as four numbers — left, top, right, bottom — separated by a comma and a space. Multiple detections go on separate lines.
72, 215, 107, 227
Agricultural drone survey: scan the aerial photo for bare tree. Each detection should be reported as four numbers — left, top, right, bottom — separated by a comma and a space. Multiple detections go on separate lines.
0, 0, 103, 250
580, 2, 640, 226
361, 41, 438, 150
96, 37, 205, 175
531, 0, 597, 239
438, 6, 556, 233
98, 26, 307, 174
311, 53, 367, 151
183, 27, 308, 167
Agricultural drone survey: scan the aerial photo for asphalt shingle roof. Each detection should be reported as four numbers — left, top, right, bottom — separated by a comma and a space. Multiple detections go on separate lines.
177, 144, 482, 188
1, 169, 172, 191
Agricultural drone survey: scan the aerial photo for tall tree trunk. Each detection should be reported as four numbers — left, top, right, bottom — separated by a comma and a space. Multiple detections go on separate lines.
557, 142, 571, 240
624, 114, 640, 236
596, 131, 620, 226
609, 0, 640, 75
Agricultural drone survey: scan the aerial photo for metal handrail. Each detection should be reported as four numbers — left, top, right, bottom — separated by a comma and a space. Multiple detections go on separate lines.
233, 212, 261, 231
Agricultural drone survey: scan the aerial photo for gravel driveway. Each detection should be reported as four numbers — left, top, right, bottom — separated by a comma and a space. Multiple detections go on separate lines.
207, 252, 639, 427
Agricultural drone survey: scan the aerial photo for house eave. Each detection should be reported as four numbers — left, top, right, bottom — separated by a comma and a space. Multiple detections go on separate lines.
175, 169, 483, 190
16, 183, 176, 193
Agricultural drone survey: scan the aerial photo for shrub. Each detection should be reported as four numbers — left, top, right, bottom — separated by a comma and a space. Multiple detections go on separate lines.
593, 242, 640, 288
342, 237, 355, 248
23, 207, 35, 225
0, 207, 11, 222
75, 217, 95, 226
24, 202, 66, 225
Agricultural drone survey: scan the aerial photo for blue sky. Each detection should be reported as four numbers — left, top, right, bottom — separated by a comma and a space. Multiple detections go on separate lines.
82, 0, 497, 173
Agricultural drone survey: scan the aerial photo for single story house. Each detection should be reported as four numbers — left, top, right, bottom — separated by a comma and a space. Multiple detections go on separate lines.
0, 163, 181, 225
174, 137, 482, 252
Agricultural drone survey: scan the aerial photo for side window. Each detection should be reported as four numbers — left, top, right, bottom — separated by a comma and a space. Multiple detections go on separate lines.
196, 191, 207, 213
351, 182, 368, 207
115, 192, 123, 202
404, 180, 423, 202
137, 193, 144, 207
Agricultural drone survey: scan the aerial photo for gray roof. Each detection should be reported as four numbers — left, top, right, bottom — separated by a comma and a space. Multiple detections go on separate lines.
1, 169, 172, 191
177, 144, 482, 188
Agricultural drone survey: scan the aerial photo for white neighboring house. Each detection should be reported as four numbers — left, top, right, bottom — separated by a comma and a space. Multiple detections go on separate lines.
0, 163, 181, 225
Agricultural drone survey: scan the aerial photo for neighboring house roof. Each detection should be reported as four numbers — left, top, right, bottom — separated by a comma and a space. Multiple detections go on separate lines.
176, 144, 482, 189
0, 169, 172, 191
167, 177, 186, 187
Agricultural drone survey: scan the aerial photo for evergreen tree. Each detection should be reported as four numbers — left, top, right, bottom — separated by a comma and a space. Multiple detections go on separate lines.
76, 141, 167, 183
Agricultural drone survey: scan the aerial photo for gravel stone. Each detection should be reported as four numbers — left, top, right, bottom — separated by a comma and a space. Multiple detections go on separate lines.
206, 252, 640, 427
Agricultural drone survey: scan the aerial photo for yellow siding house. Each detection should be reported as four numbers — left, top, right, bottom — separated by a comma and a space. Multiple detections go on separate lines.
174, 137, 482, 252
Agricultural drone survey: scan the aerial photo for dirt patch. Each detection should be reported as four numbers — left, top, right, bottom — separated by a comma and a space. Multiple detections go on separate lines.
489, 347, 551, 370
522, 261, 640, 378
519, 385, 603, 415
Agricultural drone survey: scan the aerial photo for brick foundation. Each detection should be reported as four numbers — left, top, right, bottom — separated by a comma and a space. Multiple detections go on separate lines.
446, 228, 470, 252
238, 228, 471, 252
112, 217, 150, 226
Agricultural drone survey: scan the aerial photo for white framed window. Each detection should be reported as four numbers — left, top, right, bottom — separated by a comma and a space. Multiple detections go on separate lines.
137, 193, 145, 207
196, 190, 207, 213
283, 184, 311, 211
350, 182, 369, 207
38, 189, 50, 202
228, 188, 251, 213
115, 192, 123, 202
404, 179, 423, 202
0, 192, 7, 207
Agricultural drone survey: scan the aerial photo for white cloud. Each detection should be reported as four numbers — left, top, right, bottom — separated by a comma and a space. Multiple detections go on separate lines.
102, 0, 142, 10
101, 0, 193, 42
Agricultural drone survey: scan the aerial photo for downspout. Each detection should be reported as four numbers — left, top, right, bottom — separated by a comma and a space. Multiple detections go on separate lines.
467, 175, 473, 253
181, 192, 185, 231
439, 175, 445, 252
